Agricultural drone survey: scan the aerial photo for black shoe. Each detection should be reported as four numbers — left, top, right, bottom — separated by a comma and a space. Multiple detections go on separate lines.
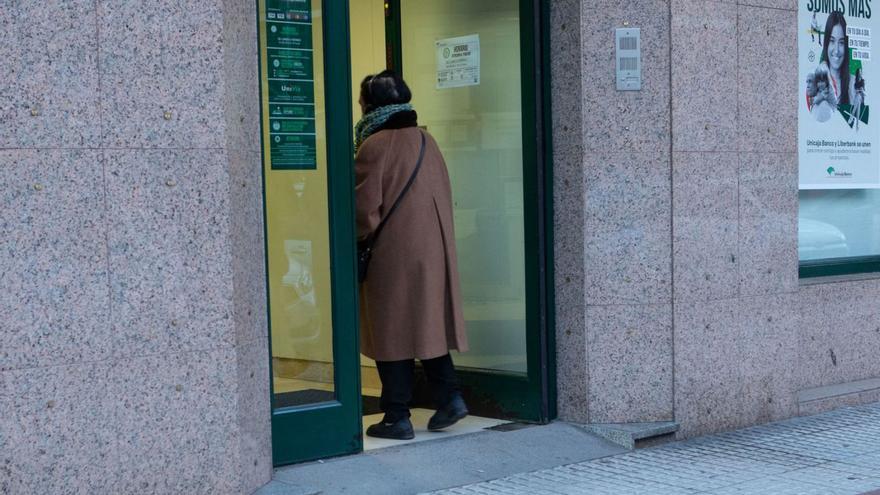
428, 395, 468, 431
366, 417, 415, 440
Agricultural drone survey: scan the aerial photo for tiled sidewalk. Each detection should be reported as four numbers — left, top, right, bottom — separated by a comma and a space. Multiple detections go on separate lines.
425, 403, 880, 495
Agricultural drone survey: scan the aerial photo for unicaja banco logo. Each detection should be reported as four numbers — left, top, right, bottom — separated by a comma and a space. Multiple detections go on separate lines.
825, 165, 854, 178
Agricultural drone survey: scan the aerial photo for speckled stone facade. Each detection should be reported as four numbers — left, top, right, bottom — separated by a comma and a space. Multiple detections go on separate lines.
1, 1, 270, 493
4, 0, 880, 491
552, 0, 880, 438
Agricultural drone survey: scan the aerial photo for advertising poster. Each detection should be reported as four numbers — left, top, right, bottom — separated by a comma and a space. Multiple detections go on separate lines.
799, 1, 878, 188
436, 34, 480, 89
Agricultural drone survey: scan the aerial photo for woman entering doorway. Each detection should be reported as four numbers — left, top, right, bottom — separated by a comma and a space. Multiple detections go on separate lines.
354, 70, 469, 440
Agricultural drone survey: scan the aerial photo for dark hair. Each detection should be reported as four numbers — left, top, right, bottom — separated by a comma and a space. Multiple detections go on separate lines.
822, 11, 850, 104
359, 70, 412, 113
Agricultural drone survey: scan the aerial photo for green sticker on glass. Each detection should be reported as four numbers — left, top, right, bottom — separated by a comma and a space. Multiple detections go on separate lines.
268, 48, 314, 80
266, 0, 311, 21
263, 0, 316, 170
266, 22, 313, 50
270, 134, 317, 169
268, 80, 314, 104
270, 118, 316, 134
269, 103, 315, 119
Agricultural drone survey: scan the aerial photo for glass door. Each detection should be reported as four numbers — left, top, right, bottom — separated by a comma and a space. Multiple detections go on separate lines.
258, 0, 361, 466
391, 0, 548, 421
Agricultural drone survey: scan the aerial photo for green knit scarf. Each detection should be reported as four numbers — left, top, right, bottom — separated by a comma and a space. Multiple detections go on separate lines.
354, 103, 413, 153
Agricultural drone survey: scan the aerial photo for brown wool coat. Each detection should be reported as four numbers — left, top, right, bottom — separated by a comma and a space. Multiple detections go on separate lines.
355, 127, 468, 362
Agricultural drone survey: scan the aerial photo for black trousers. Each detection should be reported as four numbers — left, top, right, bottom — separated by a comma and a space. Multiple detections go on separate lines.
374, 354, 460, 423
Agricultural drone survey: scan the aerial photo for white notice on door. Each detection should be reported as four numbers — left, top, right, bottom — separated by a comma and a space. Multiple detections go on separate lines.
436, 34, 480, 89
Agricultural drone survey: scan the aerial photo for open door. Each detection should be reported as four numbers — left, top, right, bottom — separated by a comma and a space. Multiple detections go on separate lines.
351, 0, 551, 423
258, 0, 361, 466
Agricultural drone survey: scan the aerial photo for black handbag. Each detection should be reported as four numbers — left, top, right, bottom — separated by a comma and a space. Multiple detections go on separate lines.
358, 131, 426, 283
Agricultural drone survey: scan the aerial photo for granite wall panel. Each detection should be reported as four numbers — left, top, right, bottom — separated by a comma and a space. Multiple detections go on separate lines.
0, 0, 101, 148
0, 149, 111, 371
737, 6, 798, 153
671, 0, 738, 152
113, 348, 240, 494
586, 304, 673, 423
98, 0, 226, 148
0, 361, 117, 494
674, 298, 745, 438
236, 338, 273, 493
580, 0, 671, 152
557, 0, 674, 424
105, 149, 236, 358
738, 293, 799, 425
584, 151, 672, 305
223, 0, 261, 154
740, 0, 797, 14
738, 152, 799, 296
229, 150, 268, 346
797, 279, 880, 391
672, 152, 739, 302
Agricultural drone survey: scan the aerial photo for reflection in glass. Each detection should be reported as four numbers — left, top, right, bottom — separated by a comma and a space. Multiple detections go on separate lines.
799, 189, 880, 261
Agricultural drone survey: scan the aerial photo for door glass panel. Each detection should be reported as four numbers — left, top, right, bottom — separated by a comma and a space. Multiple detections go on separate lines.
401, 0, 527, 374
349, 0, 389, 396
260, 0, 336, 408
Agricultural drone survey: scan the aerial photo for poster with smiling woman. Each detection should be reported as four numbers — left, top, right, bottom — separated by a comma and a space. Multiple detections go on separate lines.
799, 1, 879, 189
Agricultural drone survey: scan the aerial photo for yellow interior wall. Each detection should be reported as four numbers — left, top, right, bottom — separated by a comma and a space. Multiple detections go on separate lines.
349, 0, 388, 123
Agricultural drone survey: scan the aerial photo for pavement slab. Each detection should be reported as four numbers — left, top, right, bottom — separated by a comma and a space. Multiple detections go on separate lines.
425, 402, 880, 495
258, 402, 880, 494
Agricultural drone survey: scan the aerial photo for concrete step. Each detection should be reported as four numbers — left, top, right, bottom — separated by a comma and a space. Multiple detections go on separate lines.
584, 421, 680, 450
798, 377, 880, 416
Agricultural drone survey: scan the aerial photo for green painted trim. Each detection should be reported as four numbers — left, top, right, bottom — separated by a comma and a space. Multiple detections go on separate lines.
260, 0, 362, 467
799, 255, 880, 278
539, 0, 557, 421
322, 0, 362, 452
517, 0, 547, 423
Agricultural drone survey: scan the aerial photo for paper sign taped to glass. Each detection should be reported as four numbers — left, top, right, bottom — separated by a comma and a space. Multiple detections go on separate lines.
436, 34, 480, 89
799, 2, 879, 189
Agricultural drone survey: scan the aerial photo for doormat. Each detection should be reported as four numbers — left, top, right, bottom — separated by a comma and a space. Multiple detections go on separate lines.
275, 389, 335, 408
274, 389, 383, 416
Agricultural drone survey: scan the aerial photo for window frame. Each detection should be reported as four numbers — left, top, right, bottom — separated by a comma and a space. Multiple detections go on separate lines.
799, 255, 880, 278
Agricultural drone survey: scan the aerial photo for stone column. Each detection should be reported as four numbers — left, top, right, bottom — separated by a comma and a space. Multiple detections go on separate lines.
1, 1, 271, 492
552, 0, 675, 425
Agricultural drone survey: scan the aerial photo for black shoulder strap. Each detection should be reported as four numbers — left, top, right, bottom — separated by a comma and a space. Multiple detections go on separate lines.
369, 131, 426, 245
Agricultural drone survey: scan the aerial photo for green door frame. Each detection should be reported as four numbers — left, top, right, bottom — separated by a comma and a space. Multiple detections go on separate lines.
262, 0, 557, 466
386, 0, 557, 423
257, 0, 363, 467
